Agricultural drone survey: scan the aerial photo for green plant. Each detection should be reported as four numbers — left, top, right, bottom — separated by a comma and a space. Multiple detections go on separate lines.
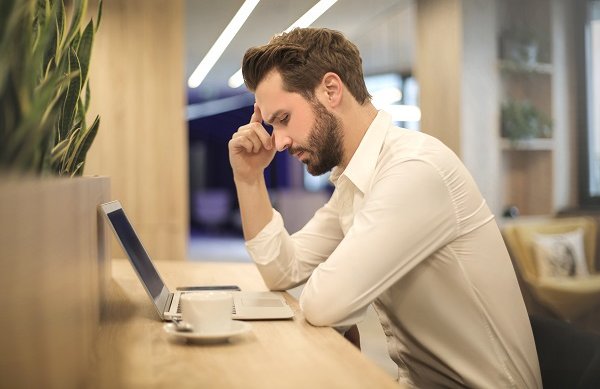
0, 0, 102, 176
501, 100, 552, 141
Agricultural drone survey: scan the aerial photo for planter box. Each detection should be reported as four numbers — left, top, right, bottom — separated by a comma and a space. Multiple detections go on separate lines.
0, 176, 110, 388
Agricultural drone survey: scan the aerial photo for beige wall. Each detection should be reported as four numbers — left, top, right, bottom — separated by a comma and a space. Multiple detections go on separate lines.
416, 0, 501, 215
415, 0, 462, 155
86, 0, 188, 260
551, 0, 579, 209
460, 0, 502, 216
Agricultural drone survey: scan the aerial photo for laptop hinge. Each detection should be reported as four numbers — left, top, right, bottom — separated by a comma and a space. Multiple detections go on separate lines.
164, 293, 174, 315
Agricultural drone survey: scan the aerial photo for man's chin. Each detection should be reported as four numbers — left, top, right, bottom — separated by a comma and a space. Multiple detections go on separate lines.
306, 163, 331, 177
305, 163, 318, 176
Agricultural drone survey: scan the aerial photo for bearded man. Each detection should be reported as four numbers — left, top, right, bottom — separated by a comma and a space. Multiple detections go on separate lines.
228, 27, 541, 389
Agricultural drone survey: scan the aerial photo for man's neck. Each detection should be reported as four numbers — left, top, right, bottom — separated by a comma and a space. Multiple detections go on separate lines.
338, 102, 379, 169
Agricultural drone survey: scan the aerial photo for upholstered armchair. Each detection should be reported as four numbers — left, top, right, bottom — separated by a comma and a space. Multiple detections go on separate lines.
503, 217, 600, 321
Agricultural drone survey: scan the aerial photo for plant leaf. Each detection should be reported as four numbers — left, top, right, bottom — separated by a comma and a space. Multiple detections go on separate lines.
49, 0, 64, 69
71, 161, 85, 177
72, 30, 81, 53
77, 19, 94, 88
50, 137, 70, 165
58, 47, 81, 141
84, 80, 91, 111
95, 0, 103, 34
63, 0, 87, 51
77, 99, 86, 132
71, 115, 99, 175
57, 0, 66, 45
61, 126, 80, 174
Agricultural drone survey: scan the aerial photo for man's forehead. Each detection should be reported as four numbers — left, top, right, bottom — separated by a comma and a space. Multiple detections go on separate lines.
255, 69, 284, 95
255, 73, 282, 104
255, 73, 294, 121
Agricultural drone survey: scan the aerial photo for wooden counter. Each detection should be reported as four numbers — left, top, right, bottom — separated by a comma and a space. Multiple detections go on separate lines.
90, 259, 400, 388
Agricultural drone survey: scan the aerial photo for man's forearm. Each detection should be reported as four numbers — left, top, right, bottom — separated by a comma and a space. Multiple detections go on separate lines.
234, 174, 274, 241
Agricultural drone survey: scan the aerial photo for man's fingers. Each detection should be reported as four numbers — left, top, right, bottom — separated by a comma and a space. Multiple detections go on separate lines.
250, 103, 263, 124
233, 123, 272, 150
255, 126, 272, 150
229, 136, 255, 154
245, 131, 262, 152
230, 127, 270, 153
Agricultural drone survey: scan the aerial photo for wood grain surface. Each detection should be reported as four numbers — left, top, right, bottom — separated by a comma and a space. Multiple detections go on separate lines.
90, 259, 400, 388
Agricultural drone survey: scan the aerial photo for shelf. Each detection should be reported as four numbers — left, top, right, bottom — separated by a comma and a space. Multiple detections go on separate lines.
500, 138, 554, 151
498, 60, 553, 75
497, 0, 556, 216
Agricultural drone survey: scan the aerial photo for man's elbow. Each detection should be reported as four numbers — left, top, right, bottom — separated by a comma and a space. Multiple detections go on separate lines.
300, 295, 343, 327
262, 279, 290, 292
256, 266, 300, 291
261, 274, 304, 292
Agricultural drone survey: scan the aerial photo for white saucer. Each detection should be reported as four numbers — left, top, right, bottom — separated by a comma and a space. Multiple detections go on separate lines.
164, 321, 252, 343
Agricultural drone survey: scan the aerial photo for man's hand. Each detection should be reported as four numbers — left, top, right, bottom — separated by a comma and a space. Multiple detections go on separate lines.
228, 104, 276, 184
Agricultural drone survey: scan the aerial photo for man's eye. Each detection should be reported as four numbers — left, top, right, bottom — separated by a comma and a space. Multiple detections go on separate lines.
280, 115, 289, 124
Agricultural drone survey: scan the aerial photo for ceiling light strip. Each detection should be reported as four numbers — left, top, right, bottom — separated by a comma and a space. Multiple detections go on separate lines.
188, 0, 260, 88
228, 0, 338, 88
284, 0, 337, 32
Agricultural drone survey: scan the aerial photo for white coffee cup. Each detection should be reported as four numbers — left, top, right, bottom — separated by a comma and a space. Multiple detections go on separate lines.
180, 292, 233, 333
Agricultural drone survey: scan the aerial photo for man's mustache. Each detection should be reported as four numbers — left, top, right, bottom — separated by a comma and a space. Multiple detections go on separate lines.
288, 146, 309, 156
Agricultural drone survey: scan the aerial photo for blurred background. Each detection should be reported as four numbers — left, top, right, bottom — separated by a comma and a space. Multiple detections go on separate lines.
82, 2, 597, 282
84, 0, 599, 265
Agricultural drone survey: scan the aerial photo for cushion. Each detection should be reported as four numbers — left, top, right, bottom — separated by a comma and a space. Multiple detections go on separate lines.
533, 228, 590, 279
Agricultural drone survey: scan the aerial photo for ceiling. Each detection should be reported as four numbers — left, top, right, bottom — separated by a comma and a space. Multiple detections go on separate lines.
185, 0, 416, 102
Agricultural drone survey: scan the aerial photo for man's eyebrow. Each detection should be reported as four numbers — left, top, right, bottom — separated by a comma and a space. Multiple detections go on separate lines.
265, 110, 284, 125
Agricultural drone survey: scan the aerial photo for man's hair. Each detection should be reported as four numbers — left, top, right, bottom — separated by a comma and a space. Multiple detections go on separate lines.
242, 28, 371, 104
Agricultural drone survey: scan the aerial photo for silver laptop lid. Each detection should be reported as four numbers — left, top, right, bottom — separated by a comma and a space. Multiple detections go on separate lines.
100, 200, 171, 319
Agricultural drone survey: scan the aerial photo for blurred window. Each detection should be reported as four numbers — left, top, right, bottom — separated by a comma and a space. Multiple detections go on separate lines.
582, 1, 600, 204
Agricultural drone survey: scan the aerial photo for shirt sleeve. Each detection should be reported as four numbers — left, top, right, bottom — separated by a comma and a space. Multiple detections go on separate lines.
245, 194, 345, 291
299, 160, 459, 327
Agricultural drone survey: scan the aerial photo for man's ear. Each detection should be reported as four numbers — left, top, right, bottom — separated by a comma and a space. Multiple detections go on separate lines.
320, 72, 343, 107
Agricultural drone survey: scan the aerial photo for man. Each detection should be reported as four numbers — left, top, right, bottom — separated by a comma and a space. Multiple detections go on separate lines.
228, 27, 541, 388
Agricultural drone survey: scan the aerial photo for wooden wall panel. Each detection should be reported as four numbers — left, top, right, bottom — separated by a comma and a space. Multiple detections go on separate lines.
85, 0, 188, 260
415, 0, 462, 154
416, 0, 501, 215
502, 151, 554, 214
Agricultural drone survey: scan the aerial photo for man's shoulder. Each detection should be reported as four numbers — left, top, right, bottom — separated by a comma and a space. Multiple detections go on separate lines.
375, 128, 472, 189
381, 127, 454, 162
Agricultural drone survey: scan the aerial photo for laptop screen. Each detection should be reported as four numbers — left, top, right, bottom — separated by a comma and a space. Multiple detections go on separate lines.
103, 204, 171, 317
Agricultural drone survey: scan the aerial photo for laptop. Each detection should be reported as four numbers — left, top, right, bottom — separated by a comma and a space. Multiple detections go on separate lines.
99, 200, 294, 321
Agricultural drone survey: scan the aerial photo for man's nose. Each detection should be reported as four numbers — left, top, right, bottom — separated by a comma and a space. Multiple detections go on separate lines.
273, 131, 291, 152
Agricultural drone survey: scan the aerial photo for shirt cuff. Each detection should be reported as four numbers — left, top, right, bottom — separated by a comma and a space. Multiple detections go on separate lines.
244, 209, 284, 265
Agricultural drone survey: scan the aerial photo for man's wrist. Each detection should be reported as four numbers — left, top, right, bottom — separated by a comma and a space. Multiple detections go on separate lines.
233, 172, 265, 187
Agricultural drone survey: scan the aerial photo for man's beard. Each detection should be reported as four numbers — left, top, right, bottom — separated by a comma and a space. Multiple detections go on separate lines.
289, 100, 344, 176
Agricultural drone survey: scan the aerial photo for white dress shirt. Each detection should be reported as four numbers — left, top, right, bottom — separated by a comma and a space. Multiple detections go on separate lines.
246, 111, 542, 388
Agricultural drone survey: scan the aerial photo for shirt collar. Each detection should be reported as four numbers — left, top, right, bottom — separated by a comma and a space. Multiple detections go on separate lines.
330, 110, 392, 193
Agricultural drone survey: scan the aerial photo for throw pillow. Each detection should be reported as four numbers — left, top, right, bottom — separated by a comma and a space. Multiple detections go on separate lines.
532, 228, 589, 279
